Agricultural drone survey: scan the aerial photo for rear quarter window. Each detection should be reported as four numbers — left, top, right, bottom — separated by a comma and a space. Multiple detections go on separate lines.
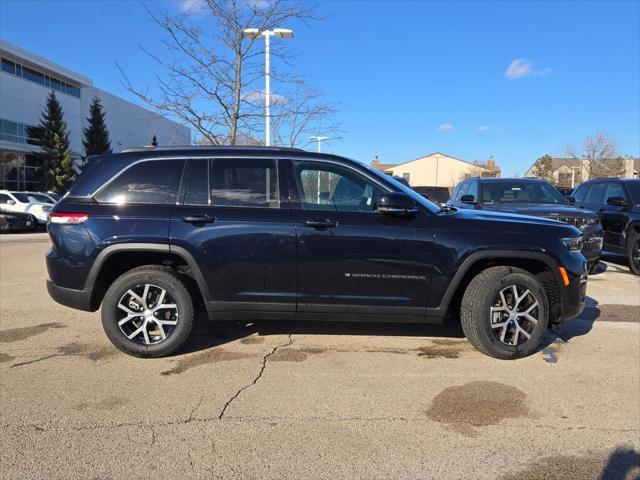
95, 159, 185, 205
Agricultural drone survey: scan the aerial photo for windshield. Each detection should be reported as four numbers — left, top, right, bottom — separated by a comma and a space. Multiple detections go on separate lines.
10, 192, 50, 204
480, 181, 566, 205
364, 164, 444, 213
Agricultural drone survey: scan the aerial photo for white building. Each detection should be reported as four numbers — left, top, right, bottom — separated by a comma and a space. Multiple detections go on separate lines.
0, 39, 190, 191
372, 152, 501, 188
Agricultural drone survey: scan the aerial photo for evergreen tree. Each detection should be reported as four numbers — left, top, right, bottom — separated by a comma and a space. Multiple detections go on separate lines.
531, 154, 554, 183
82, 96, 112, 156
36, 91, 75, 193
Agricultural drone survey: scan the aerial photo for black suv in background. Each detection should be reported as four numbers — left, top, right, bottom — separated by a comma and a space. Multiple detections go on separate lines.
571, 178, 640, 275
448, 177, 603, 272
46, 147, 587, 360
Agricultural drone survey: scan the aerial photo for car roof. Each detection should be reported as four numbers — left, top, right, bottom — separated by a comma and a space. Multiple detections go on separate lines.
69, 147, 364, 197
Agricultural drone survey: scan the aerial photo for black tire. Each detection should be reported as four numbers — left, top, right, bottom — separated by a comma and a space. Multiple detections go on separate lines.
101, 265, 194, 358
460, 266, 549, 359
627, 230, 640, 276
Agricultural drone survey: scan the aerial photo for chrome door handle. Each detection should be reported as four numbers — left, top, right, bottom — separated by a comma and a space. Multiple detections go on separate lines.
305, 219, 337, 228
183, 215, 216, 225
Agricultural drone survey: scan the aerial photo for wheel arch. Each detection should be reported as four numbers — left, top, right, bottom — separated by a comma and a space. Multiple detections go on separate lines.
428, 250, 563, 324
86, 243, 209, 311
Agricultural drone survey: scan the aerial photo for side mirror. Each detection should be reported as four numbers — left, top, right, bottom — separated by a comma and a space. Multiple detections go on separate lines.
565, 196, 576, 205
377, 192, 418, 217
606, 196, 629, 208
6, 199, 15, 205
460, 194, 476, 204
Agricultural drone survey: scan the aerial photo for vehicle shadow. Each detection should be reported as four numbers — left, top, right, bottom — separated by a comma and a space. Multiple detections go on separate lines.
178, 313, 464, 355
599, 446, 640, 480
538, 296, 601, 362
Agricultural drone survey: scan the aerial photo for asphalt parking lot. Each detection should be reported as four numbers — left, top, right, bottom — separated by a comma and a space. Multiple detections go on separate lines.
1, 233, 639, 479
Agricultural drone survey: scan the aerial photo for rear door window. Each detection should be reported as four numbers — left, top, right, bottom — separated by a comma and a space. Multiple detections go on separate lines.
95, 159, 185, 204
210, 158, 280, 208
604, 182, 627, 201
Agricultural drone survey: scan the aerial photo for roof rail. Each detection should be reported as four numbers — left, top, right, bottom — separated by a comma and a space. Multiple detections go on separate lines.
120, 145, 306, 153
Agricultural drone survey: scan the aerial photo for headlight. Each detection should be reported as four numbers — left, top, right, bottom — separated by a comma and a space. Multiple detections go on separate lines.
584, 217, 598, 225
562, 236, 583, 251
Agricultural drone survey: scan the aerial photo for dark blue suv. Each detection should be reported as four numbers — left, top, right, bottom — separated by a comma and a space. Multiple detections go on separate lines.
46, 147, 587, 359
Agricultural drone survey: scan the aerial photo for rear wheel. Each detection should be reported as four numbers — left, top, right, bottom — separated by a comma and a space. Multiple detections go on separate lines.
101, 266, 194, 358
627, 230, 640, 276
461, 266, 549, 359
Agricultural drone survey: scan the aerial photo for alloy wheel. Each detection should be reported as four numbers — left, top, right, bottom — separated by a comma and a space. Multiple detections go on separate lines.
116, 284, 179, 345
489, 284, 539, 346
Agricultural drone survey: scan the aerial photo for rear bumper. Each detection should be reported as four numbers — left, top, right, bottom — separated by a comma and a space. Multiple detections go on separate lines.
46, 279, 95, 312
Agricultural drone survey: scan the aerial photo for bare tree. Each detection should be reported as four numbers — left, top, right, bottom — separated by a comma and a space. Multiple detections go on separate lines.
117, 0, 339, 147
567, 132, 625, 178
270, 79, 342, 148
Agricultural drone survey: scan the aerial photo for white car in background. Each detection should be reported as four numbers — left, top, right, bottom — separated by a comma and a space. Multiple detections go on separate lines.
0, 190, 53, 225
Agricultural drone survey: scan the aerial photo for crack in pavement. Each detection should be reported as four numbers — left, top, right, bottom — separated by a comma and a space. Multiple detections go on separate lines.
217, 334, 293, 420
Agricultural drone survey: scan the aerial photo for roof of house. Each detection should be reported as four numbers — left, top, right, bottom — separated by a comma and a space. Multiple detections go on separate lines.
380, 151, 493, 171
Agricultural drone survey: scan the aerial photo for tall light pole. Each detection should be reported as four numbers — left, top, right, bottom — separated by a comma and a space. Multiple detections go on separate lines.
309, 136, 329, 203
309, 135, 330, 153
242, 28, 293, 146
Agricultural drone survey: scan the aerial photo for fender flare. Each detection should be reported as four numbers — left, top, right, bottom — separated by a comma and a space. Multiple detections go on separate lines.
426, 249, 563, 320
84, 243, 210, 304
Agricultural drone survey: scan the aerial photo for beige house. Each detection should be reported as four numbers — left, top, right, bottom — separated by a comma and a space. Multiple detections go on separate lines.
524, 156, 640, 188
371, 152, 500, 188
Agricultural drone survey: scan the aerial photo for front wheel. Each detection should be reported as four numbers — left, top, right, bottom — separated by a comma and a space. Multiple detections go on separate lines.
101, 266, 195, 358
461, 266, 549, 359
627, 231, 640, 276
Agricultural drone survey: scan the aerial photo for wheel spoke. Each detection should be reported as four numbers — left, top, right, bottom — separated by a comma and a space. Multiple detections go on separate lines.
515, 288, 531, 309
491, 320, 509, 329
517, 324, 531, 339
127, 324, 145, 340
126, 289, 144, 306
154, 303, 177, 312
155, 318, 178, 326
512, 326, 519, 345
156, 289, 166, 308
118, 314, 138, 327
141, 324, 151, 344
142, 284, 150, 308
521, 313, 538, 324
500, 324, 508, 343
155, 323, 167, 340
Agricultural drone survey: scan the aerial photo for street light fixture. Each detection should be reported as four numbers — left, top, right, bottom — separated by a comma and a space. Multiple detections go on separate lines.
309, 135, 330, 153
242, 27, 294, 146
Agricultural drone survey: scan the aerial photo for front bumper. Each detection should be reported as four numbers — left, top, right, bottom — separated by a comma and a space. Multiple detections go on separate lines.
555, 252, 588, 323
581, 224, 603, 264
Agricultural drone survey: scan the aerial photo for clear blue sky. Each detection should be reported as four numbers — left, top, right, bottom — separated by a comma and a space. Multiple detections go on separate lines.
1, 0, 639, 175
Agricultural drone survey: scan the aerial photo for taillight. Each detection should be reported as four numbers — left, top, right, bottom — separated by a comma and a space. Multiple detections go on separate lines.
48, 212, 89, 224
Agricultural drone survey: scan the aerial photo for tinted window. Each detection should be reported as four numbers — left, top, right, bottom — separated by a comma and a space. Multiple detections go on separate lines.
480, 181, 564, 204
467, 181, 478, 199
293, 161, 384, 212
210, 158, 279, 208
604, 182, 626, 201
573, 184, 588, 203
456, 182, 470, 200
96, 160, 185, 204
585, 183, 606, 205
22, 66, 45, 85
625, 181, 640, 205
183, 159, 209, 205
1, 58, 16, 74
